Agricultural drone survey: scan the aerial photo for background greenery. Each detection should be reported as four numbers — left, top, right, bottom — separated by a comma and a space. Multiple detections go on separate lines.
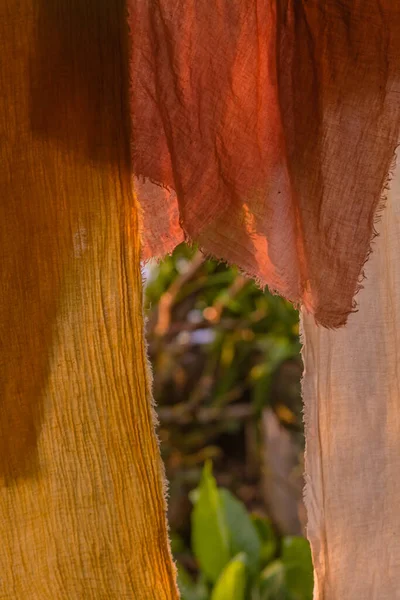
144, 243, 311, 598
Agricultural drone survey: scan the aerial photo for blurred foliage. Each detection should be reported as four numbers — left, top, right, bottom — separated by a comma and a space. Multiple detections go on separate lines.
144, 242, 306, 590
175, 463, 313, 600
145, 244, 300, 415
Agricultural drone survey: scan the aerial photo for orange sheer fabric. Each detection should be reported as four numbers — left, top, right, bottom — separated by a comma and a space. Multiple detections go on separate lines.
130, 0, 400, 328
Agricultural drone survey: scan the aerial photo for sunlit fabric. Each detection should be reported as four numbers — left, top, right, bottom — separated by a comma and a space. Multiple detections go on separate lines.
302, 162, 400, 599
130, 0, 400, 328
0, 1, 177, 598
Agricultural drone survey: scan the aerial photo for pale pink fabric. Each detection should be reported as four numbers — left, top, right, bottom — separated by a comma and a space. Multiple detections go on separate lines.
302, 161, 400, 599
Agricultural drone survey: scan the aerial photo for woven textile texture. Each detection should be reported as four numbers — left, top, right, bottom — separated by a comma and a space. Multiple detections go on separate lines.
130, 0, 400, 328
302, 161, 400, 599
0, 1, 178, 597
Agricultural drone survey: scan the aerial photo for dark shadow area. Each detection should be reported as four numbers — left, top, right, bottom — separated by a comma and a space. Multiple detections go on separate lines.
0, 0, 130, 481
30, 0, 130, 166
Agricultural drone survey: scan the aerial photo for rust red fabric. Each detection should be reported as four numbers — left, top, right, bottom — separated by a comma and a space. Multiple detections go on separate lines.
129, 0, 400, 328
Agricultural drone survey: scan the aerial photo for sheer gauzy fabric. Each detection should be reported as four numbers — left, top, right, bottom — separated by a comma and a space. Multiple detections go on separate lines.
130, 0, 400, 329
302, 164, 400, 600
0, 2, 177, 598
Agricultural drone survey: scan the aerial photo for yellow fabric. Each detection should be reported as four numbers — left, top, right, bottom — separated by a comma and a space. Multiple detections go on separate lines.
0, 1, 177, 597
302, 162, 400, 599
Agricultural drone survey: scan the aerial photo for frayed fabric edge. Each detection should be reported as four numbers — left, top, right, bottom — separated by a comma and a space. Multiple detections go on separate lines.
128, 7, 180, 598
134, 198, 180, 599
351, 146, 398, 311
133, 168, 379, 330
299, 314, 326, 600
132, 133, 399, 331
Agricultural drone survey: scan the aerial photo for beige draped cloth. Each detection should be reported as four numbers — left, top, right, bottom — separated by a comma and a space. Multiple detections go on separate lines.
302, 164, 400, 599
0, 1, 177, 597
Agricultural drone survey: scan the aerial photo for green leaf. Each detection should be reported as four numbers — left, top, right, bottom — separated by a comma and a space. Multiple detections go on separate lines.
177, 564, 197, 600
259, 560, 289, 600
219, 489, 261, 575
251, 515, 277, 566
194, 575, 210, 600
281, 537, 313, 600
192, 462, 231, 583
177, 564, 209, 600
211, 553, 248, 600
259, 538, 313, 600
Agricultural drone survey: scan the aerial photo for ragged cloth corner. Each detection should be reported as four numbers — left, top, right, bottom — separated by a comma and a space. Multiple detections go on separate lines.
130, 0, 400, 329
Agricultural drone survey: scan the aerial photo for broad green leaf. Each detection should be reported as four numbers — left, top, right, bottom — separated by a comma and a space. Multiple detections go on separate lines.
282, 537, 313, 600
211, 553, 247, 600
194, 574, 211, 600
177, 564, 197, 600
259, 560, 289, 600
251, 515, 277, 566
259, 538, 313, 600
219, 489, 261, 575
177, 564, 209, 600
192, 462, 231, 583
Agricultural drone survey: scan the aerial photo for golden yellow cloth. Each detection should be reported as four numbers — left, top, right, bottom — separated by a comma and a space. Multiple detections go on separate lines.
0, 1, 177, 597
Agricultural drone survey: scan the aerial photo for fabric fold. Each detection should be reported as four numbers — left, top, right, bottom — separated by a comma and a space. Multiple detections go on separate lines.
130, 0, 400, 328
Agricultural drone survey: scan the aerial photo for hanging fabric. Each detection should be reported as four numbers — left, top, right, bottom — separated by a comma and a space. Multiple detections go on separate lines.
130, 0, 400, 329
0, 1, 177, 597
302, 163, 400, 599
